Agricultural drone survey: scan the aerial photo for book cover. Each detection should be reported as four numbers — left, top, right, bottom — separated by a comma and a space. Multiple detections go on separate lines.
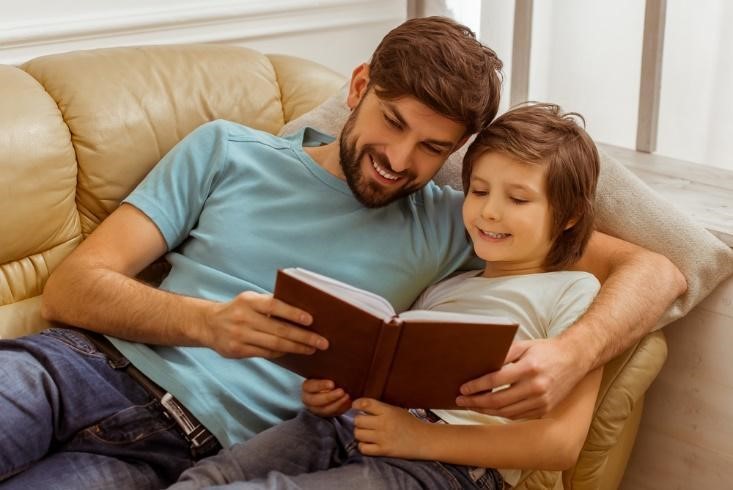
272, 268, 518, 408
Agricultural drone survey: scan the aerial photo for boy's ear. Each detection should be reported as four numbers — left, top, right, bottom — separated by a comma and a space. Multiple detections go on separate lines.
347, 63, 370, 110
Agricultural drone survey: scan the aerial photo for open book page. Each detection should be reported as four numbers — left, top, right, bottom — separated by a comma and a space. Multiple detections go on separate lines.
398, 309, 515, 325
283, 268, 396, 319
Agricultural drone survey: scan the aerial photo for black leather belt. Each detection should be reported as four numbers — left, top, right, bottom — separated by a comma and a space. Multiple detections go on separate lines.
79, 329, 222, 459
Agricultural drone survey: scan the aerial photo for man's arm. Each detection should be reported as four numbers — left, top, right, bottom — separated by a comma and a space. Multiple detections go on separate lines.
456, 231, 687, 419
41, 204, 327, 358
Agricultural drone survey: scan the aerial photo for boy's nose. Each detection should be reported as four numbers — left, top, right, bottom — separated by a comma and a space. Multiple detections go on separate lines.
481, 198, 501, 221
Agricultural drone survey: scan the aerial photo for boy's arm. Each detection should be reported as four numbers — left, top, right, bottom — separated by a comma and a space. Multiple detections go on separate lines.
457, 231, 686, 419
354, 368, 602, 470
41, 204, 326, 358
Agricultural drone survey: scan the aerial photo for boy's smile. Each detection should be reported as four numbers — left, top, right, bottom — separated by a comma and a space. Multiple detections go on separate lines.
463, 151, 554, 277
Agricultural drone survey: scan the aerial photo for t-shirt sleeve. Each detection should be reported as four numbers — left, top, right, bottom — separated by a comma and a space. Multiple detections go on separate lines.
421, 184, 476, 281
122, 121, 229, 250
547, 274, 602, 338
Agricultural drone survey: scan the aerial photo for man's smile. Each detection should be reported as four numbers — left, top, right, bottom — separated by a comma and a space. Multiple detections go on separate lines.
368, 153, 402, 184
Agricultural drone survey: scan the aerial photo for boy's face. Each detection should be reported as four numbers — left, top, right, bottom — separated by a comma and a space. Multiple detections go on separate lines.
463, 151, 554, 276
337, 65, 466, 208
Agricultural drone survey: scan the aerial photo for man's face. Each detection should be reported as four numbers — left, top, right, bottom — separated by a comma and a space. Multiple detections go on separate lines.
338, 87, 466, 208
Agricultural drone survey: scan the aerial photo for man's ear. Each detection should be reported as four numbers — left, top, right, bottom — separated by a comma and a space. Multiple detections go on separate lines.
347, 63, 370, 110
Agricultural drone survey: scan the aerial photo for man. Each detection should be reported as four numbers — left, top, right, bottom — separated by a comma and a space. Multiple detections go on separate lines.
0, 16, 685, 489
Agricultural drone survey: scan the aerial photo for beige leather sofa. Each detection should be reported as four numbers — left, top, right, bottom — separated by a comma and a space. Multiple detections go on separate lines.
0, 44, 667, 489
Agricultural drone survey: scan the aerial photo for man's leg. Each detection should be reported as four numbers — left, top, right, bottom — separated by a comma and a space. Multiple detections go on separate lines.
0, 328, 193, 489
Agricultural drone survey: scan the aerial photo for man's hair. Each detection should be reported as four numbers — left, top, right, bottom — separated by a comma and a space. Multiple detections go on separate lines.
461, 103, 600, 270
369, 16, 503, 135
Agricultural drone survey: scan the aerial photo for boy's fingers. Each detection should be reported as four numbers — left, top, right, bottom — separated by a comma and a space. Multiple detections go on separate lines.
353, 413, 379, 430
303, 388, 345, 407
302, 379, 335, 393
353, 397, 384, 413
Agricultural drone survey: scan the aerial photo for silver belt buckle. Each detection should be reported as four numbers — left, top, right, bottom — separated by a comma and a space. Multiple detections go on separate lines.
160, 393, 212, 448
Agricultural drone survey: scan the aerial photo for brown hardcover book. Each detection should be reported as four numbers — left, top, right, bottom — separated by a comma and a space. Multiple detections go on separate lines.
272, 268, 518, 409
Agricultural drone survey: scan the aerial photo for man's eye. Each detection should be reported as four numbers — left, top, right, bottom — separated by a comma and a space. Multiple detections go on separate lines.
422, 144, 442, 155
384, 115, 402, 129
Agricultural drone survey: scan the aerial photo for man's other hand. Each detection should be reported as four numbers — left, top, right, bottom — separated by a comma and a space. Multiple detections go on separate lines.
455, 338, 584, 419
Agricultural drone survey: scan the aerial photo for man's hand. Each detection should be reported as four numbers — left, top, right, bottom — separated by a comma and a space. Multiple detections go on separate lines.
352, 398, 428, 459
202, 291, 328, 358
301, 379, 351, 417
456, 338, 586, 419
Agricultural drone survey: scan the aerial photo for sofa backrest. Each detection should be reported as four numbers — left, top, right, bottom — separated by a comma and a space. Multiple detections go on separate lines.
0, 44, 345, 339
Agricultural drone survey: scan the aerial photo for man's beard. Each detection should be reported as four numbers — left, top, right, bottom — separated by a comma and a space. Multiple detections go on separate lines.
338, 103, 421, 208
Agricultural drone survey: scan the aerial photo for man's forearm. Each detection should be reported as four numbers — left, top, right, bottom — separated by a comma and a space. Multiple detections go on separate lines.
562, 250, 686, 372
42, 265, 211, 346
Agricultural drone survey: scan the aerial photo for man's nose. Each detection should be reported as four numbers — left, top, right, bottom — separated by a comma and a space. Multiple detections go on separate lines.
384, 140, 413, 173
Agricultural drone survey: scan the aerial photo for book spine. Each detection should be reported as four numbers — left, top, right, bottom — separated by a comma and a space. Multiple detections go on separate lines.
362, 317, 403, 400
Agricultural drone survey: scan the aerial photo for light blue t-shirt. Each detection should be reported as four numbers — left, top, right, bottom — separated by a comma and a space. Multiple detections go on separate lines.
110, 120, 473, 447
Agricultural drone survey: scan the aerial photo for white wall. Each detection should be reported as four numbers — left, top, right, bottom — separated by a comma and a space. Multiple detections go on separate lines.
0, 0, 406, 76
657, 0, 733, 170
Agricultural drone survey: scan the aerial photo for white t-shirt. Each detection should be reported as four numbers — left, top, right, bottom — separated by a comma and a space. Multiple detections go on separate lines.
411, 269, 601, 485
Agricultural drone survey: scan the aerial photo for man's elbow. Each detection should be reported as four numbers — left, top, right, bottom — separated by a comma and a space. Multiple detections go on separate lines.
41, 270, 64, 322
651, 251, 687, 298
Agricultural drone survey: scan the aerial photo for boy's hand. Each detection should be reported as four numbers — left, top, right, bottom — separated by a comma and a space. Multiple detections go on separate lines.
301, 379, 351, 417
352, 398, 428, 459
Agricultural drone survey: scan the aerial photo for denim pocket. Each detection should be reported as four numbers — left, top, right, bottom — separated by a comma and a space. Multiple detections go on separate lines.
40, 328, 106, 359
80, 400, 176, 445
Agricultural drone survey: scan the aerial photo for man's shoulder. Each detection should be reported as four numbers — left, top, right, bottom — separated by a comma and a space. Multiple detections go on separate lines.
193, 119, 290, 149
410, 181, 463, 208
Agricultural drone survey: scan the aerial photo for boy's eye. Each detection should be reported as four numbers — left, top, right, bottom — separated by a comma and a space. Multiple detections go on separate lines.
471, 189, 488, 196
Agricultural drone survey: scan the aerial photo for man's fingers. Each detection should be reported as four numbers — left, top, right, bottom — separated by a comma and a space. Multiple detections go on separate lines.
265, 319, 328, 351
460, 359, 525, 396
246, 292, 312, 326
464, 387, 545, 419
237, 292, 328, 350
504, 339, 533, 363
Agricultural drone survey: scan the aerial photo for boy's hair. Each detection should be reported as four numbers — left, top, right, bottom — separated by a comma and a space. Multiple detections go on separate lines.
369, 16, 503, 135
462, 103, 600, 270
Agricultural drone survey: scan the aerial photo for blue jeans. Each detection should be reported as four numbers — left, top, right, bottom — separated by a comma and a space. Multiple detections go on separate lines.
170, 410, 503, 490
0, 328, 194, 489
